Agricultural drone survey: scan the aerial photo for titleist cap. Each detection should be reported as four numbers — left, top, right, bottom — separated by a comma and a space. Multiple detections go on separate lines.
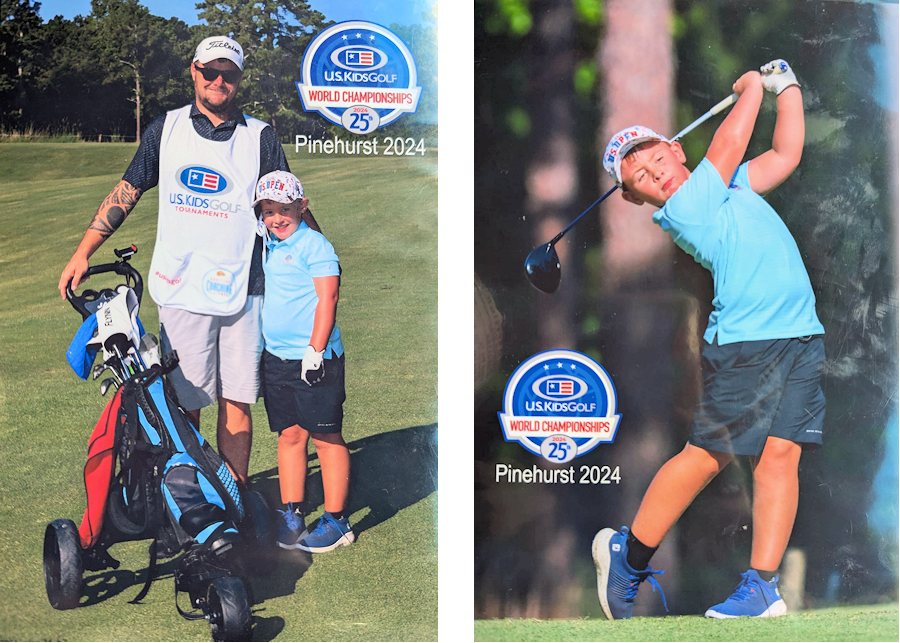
193, 36, 244, 70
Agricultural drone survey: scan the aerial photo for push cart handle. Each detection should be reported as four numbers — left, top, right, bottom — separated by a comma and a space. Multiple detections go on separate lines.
65, 246, 144, 320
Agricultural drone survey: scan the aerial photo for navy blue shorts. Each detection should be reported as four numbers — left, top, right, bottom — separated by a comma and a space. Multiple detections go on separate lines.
689, 336, 826, 457
261, 350, 346, 434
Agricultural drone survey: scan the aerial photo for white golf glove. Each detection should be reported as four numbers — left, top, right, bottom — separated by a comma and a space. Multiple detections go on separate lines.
301, 345, 325, 385
760, 59, 800, 95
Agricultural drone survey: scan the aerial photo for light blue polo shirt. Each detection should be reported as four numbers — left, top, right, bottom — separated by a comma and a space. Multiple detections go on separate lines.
653, 158, 824, 345
262, 221, 344, 359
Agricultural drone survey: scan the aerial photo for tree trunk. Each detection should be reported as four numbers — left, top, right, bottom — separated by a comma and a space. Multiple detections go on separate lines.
599, 0, 675, 289
120, 59, 141, 144
597, 0, 682, 617
527, 0, 578, 352
135, 68, 141, 144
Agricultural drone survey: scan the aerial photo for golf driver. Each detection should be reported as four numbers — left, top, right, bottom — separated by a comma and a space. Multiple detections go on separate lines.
524, 92, 738, 293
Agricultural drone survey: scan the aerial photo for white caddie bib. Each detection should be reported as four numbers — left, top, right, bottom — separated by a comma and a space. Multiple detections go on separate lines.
150, 105, 266, 315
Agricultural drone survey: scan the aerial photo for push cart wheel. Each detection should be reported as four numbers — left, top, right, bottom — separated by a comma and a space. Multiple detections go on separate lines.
238, 491, 276, 576
43, 519, 83, 610
207, 576, 251, 641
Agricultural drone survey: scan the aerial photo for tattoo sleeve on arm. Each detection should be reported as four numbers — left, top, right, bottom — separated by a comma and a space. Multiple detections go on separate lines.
88, 181, 142, 239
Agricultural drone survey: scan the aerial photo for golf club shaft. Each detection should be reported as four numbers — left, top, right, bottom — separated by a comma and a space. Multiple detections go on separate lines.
134, 347, 147, 372
112, 346, 131, 380
549, 185, 619, 245
671, 93, 738, 141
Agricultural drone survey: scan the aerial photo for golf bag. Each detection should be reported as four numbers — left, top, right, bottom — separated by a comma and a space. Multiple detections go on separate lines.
80, 358, 244, 570
44, 246, 274, 642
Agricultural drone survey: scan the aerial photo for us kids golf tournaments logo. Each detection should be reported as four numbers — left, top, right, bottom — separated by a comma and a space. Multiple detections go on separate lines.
498, 350, 621, 463
297, 21, 422, 134
170, 165, 242, 219
178, 166, 229, 195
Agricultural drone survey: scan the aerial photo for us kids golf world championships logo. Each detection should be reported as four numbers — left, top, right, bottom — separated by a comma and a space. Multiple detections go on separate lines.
498, 350, 621, 464
297, 21, 421, 134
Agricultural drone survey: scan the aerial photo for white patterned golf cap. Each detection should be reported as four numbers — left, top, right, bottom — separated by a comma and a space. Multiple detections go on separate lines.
193, 36, 244, 70
603, 125, 669, 185
253, 171, 304, 208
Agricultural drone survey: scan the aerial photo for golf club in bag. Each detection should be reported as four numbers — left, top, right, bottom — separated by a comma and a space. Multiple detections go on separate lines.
524, 92, 739, 293
44, 245, 276, 642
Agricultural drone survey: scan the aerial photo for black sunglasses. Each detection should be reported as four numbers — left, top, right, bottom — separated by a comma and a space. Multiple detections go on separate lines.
194, 65, 242, 84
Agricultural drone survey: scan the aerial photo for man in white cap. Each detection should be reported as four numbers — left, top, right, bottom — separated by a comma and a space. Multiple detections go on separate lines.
58, 36, 318, 485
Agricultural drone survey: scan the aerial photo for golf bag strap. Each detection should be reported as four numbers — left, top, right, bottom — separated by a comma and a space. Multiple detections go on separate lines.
129, 538, 158, 604
175, 589, 208, 621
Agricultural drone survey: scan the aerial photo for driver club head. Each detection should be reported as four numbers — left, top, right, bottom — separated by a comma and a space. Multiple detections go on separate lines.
524, 242, 562, 294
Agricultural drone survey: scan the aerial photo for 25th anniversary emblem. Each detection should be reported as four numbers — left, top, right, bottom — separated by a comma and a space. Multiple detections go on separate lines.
297, 21, 422, 134
498, 350, 622, 464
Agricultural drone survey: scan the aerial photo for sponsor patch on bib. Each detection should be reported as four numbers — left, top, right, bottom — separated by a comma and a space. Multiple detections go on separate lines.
203, 269, 237, 303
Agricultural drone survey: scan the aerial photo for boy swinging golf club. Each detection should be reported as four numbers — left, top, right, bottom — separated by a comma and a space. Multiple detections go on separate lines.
592, 60, 826, 619
524, 93, 738, 293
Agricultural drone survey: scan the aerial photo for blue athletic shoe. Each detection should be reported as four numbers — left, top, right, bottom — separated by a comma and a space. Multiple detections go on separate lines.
276, 506, 306, 550
704, 570, 787, 618
592, 526, 667, 620
296, 511, 355, 553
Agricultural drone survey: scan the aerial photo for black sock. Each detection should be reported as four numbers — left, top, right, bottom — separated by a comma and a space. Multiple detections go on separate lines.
330, 510, 346, 521
754, 568, 777, 582
625, 531, 657, 571
287, 502, 306, 520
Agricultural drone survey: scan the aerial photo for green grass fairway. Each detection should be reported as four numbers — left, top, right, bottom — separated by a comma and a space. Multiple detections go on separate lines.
0, 142, 437, 641
474, 603, 900, 642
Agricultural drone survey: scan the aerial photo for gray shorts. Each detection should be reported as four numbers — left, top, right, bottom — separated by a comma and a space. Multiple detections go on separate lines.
689, 336, 826, 457
158, 296, 263, 410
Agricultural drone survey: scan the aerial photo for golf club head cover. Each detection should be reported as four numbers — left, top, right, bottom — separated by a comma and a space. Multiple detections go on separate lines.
66, 315, 100, 380
97, 288, 141, 354
138, 332, 161, 368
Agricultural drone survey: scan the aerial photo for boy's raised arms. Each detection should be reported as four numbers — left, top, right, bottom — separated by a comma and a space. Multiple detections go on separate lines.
747, 60, 804, 195
705, 71, 764, 186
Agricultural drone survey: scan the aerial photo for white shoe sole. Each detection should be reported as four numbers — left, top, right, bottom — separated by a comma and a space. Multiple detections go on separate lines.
277, 528, 310, 549
704, 598, 787, 619
591, 528, 616, 620
296, 531, 356, 553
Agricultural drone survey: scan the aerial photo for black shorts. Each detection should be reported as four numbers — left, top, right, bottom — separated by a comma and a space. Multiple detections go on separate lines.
689, 336, 826, 457
261, 350, 346, 434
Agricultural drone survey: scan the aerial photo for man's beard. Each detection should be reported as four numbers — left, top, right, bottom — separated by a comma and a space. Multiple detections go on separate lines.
198, 92, 234, 118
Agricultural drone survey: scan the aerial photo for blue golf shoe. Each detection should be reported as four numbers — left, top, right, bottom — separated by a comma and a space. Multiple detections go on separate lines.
276, 506, 306, 549
704, 569, 787, 618
592, 526, 667, 620
296, 511, 355, 553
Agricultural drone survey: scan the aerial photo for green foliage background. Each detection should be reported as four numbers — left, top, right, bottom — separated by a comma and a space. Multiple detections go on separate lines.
475, 0, 898, 618
0, 0, 437, 141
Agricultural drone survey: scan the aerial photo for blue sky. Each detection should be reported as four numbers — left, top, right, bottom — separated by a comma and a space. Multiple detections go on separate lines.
36, 0, 435, 27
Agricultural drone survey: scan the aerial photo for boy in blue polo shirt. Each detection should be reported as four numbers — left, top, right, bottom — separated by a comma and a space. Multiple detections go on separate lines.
254, 170, 354, 553
592, 60, 825, 619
